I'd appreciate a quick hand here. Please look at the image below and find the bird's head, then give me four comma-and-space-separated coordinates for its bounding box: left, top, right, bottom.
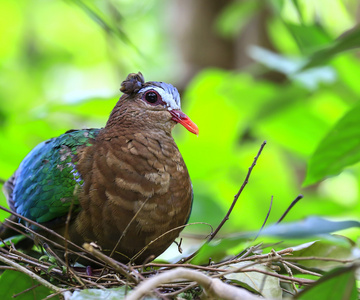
106, 72, 198, 135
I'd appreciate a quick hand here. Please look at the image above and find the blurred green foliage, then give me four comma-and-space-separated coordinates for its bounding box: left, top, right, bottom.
1, 0, 360, 242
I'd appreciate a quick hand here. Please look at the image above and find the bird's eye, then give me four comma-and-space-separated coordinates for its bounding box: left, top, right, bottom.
144, 91, 158, 103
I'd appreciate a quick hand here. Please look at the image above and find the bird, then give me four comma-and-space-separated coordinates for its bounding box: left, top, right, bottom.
0, 72, 198, 265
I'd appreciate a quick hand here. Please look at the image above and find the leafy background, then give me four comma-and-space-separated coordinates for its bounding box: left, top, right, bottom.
0, 0, 360, 299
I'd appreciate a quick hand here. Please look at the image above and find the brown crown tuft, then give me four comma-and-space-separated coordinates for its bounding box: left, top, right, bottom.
120, 72, 145, 95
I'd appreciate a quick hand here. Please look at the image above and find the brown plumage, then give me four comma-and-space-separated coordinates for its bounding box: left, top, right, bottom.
1, 72, 198, 264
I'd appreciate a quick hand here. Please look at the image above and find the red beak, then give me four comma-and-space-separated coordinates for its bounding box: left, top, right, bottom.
169, 110, 199, 135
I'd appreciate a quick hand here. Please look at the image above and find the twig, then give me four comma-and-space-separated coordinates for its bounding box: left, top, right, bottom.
217, 268, 314, 285
276, 194, 303, 224
280, 259, 297, 292
125, 267, 263, 300
216, 248, 294, 268
138, 262, 229, 273
0, 205, 98, 258
283, 261, 322, 277
83, 243, 139, 284
283, 256, 355, 263
0, 266, 16, 270
0, 253, 65, 293
235, 243, 263, 259
43, 290, 72, 300
179, 141, 267, 264
133, 222, 209, 263
12, 284, 41, 298
4, 217, 103, 266
43, 243, 85, 287
164, 281, 198, 297
209, 141, 267, 242
253, 196, 273, 241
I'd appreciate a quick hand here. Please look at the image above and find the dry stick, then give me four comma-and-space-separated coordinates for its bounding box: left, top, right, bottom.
137, 263, 229, 273
12, 284, 41, 298
283, 261, 322, 277
0, 205, 84, 252
43, 290, 72, 300
253, 195, 273, 241
4, 217, 103, 267
83, 244, 167, 300
9, 248, 57, 271
179, 141, 267, 264
0, 254, 65, 294
83, 243, 138, 285
284, 256, 355, 263
213, 267, 314, 285
125, 268, 263, 300
4, 250, 78, 287
133, 222, 212, 263
276, 194, 303, 224
43, 243, 85, 287
0, 266, 16, 270
235, 243, 263, 260
165, 281, 198, 298
209, 141, 267, 242
215, 248, 294, 268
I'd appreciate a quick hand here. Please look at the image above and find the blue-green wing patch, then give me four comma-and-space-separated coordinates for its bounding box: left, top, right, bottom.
12, 129, 100, 223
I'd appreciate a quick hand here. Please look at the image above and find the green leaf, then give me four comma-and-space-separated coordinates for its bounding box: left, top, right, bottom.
0, 270, 52, 300
291, 239, 356, 271
249, 46, 336, 90
301, 25, 360, 70
223, 262, 282, 299
305, 103, 360, 185
285, 23, 331, 54
70, 287, 128, 300
258, 217, 360, 238
296, 265, 358, 300
193, 217, 359, 264
216, 0, 260, 37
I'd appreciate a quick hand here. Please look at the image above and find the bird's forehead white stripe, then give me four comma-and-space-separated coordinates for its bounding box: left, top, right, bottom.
139, 86, 181, 110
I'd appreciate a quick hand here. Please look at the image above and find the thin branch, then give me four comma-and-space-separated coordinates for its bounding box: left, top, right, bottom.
276, 194, 303, 224
12, 284, 41, 298
179, 141, 267, 264
283, 256, 355, 263
216, 248, 294, 268
0, 212, 103, 265
83, 243, 138, 285
0, 253, 65, 293
43, 243, 85, 287
253, 195, 273, 241
133, 222, 209, 263
209, 141, 267, 242
283, 261, 322, 277
217, 268, 314, 285
136, 262, 228, 273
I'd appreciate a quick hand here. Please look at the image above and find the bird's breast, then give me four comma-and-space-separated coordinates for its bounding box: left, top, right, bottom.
71, 131, 192, 261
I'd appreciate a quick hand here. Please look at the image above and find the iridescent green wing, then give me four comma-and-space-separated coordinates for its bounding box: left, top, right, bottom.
11, 129, 100, 223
